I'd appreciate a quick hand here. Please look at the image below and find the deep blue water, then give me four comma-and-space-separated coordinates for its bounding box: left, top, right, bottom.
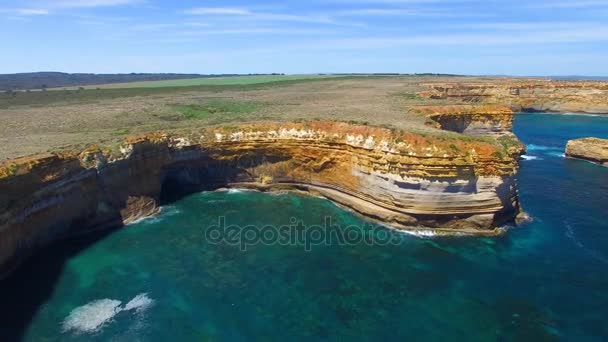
1, 113, 608, 341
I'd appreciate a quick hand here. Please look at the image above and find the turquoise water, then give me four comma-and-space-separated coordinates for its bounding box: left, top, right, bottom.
2, 113, 608, 341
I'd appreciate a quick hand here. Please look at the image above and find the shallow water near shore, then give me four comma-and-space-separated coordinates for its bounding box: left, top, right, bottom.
2, 113, 608, 341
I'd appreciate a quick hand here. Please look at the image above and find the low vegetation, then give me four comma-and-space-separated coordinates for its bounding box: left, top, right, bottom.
174, 99, 259, 120
0, 75, 521, 160
0, 75, 365, 109
99, 75, 340, 89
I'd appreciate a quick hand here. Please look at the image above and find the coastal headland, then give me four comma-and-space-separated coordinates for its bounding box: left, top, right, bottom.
1, 75, 607, 277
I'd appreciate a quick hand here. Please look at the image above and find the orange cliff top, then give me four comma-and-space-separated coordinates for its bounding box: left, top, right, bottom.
0, 120, 518, 180
421, 80, 608, 90
411, 105, 513, 116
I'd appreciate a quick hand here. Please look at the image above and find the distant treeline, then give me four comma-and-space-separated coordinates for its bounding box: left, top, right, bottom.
0, 72, 286, 91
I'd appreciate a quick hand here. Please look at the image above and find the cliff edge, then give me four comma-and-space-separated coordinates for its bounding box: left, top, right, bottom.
0, 120, 525, 277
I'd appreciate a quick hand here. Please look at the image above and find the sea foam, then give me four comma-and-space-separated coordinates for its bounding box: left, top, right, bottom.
401, 229, 437, 238
123, 293, 155, 312
62, 293, 154, 334
61, 299, 122, 333
526, 144, 562, 152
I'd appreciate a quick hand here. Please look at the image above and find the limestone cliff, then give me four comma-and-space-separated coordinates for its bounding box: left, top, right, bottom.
419, 81, 608, 114
0, 121, 525, 277
417, 105, 514, 136
565, 138, 608, 166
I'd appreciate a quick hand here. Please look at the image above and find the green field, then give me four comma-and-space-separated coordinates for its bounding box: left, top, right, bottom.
83, 75, 340, 89
0, 75, 378, 109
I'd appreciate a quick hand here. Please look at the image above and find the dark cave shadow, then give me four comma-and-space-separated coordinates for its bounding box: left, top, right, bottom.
0, 158, 286, 341
0, 178, 233, 341
0, 227, 121, 342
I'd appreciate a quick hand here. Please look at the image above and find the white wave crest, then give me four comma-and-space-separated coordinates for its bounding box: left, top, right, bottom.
526, 144, 562, 152
123, 293, 154, 313
520, 155, 540, 161
560, 113, 600, 117
62, 299, 122, 333
402, 229, 437, 237
62, 293, 154, 334
161, 206, 182, 217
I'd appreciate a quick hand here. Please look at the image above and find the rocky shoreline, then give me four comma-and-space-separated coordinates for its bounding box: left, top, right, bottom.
0, 120, 525, 278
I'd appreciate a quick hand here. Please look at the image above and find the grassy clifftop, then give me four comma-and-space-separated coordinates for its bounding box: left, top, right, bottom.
0, 75, 520, 160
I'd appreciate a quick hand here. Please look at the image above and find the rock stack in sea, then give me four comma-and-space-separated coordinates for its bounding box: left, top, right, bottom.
565, 138, 608, 166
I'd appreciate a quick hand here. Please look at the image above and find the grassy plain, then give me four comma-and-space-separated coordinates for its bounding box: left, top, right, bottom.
0, 74, 503, 159
87, 75, 342, 89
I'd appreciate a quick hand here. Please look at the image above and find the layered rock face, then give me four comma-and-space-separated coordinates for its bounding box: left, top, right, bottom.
417, 105, 514, 136
419, 81, 608, 114
0, 121, 524, 276
565, 138, 608, 166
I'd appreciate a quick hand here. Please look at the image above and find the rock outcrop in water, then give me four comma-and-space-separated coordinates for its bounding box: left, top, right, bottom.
565, 138, 608, 166
419, 81, 608, 114
0, 121, 525, 277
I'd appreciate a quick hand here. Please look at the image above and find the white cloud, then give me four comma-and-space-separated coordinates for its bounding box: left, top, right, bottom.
185, 7, 252, 15
527, 0, 608, 8
330, 0, 453, 3
336, 7, 458, 16
0, 8, 50, 16
0, 0, 144, 17
264, 26, 608, 53
52, 0, 144, 8
338, 8, 421, 15
452, 21, 606, 31
184, 22, 212, 27
184, 7, 338, 25
131, 23, 178, 31
173, 28, 336, 37
17, 8, 49, 15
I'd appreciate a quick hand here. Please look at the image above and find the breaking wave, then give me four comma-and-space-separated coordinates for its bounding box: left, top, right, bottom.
520, 155, 540, 161
525, 144, 566, 158
526, 144, 562, 152
161, 206, 182, 217
62, 293, 154, 334
401, 229, 437, 238
123, 293, 155, 313
61, 299, 122, 333
559, 113, 600, 117
128, 206, 182, 226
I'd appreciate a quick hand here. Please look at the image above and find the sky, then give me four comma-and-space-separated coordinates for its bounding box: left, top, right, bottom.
1, 0, 608, 76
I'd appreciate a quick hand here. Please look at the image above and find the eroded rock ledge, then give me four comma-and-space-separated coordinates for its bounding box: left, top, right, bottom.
419, 81, 608, 114
416, 105, 514, 136
565, 138, 608, 166
0, 121, 525, 277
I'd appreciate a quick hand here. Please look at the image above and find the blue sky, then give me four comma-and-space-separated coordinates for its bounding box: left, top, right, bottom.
1, 0, 608, 75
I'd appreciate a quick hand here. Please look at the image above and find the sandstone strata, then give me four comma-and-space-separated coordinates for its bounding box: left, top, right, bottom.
0, 121, 525, 277
419, 81, 608, 114
417, 105, 514, 136
565, 138, 608, 166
